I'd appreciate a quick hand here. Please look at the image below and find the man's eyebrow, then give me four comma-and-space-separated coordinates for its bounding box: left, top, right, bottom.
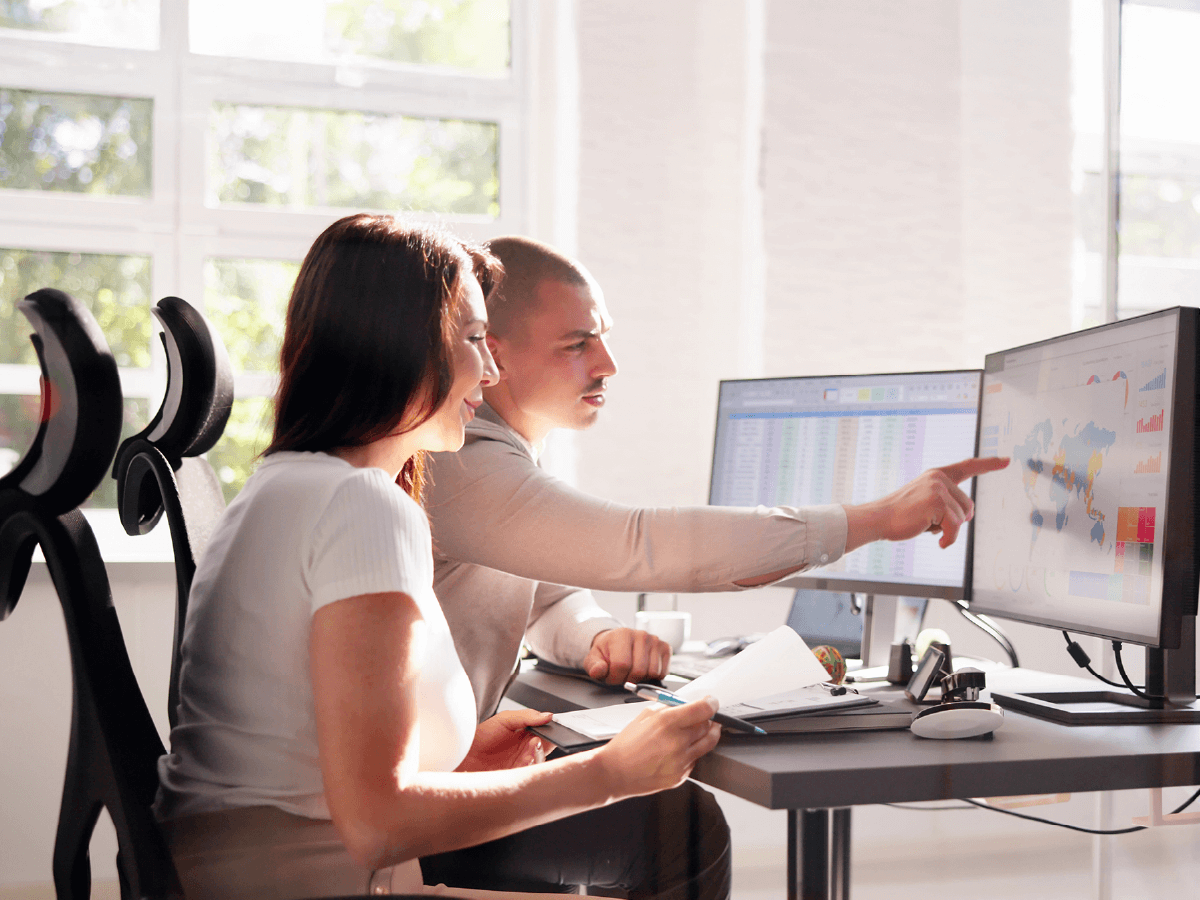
559, 320, 613, 339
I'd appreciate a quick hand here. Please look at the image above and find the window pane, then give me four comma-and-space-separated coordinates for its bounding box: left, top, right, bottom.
208, 103, 499, 216
191, 0, 509, 74
85, 397, 151, 508
203, 257, 297, 374
326, 0, 509, 72
0, 247, 152, 367
1120, 174, 1200, 258
0, 394, 149, 509
0, 0, 159, 50
1071, 0, 1106, 330
0, 392, 40, 477
206, 396, 272, 504
0, 88, 153, 197
1118, 2, 1200, 319
203, 259, 290, 503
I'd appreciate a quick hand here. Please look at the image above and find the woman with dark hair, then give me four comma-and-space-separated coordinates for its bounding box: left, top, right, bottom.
155, 214, 728, 899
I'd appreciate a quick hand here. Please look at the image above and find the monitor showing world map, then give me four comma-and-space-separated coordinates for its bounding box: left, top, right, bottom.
968, 306, 1200, 649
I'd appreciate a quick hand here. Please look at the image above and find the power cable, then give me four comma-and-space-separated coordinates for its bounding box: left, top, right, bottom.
963, 786, 1200, 835
1112, 640, 1165, 702
953, 600, 1020, 667
1061, 630, 1142, 691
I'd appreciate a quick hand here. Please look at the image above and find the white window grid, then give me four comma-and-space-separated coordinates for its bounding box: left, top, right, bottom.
0, 0, 532, 559
1082, 0, 1200, 325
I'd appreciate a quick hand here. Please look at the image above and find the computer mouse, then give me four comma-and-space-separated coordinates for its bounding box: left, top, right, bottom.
705, 637, 746, 658
910, 701, 1004, 739
705, 633, 767, 657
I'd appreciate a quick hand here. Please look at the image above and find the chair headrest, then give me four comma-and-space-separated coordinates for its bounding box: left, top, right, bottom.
0, 289, 123, 515
127, 296, 234, 463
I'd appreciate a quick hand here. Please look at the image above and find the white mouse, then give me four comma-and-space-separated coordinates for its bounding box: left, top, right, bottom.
911, 700, 1004, 739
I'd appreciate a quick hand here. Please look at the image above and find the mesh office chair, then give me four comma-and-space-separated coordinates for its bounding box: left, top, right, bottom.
111, 296, 232, 729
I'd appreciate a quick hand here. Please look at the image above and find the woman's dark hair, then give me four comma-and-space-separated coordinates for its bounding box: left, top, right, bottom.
266, 213, 500, 499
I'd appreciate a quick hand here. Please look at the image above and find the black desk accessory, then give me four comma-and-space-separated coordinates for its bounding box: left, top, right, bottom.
909, 666, 1004, 739
904, 643, 951, 703
887, 639, 914, 684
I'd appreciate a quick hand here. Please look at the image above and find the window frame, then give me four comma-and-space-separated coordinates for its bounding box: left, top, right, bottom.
1096, 0, 1200, 321
0, 0, 531, 561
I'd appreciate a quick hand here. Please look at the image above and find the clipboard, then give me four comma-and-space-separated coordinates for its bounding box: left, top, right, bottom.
528, 719, 607, 753
526, 626, 896, 751
530, 695, 912, 753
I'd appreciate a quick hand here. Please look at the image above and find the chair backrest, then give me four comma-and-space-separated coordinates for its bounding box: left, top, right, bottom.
0, 291, 476, 900
0, 288, 184, 900
112, 296, 233, 728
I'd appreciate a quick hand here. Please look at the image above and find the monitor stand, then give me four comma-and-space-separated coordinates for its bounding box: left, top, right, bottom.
991, 616, 1200, 725
857, 593, 931, 669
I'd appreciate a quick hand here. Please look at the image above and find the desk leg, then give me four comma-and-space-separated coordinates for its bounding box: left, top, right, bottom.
786, 808, 852, 900
831, 808, 851, 900
787, 809, 828, 900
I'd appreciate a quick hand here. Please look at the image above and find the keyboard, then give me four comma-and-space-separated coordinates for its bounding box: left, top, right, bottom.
668, 653, 730, 680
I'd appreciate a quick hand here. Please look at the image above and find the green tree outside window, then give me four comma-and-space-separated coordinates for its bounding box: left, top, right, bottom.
0, 88, 152, 196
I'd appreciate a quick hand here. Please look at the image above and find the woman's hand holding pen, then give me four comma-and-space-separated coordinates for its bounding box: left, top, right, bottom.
596, 697, 722, 798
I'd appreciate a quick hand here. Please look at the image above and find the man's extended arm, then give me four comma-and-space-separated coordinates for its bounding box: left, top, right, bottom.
737, 457, 1012, 586
426, 433, 847, 594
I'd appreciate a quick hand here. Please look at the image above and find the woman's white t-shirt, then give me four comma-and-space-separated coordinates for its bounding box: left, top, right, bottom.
156, 451, 476, 822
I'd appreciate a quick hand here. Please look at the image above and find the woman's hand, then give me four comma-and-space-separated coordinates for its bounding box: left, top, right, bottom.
595, 697, 722, 799
455, 709, 553, 772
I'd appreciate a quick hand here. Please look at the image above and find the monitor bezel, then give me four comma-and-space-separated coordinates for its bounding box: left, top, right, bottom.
965, 306, 1200, 650
707, 368, 984, 601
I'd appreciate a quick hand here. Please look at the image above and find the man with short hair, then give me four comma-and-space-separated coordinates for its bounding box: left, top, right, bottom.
426, 235, 1006, 721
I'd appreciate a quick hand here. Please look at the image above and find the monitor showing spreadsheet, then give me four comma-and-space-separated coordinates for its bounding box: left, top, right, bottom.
708, 370, 982, 599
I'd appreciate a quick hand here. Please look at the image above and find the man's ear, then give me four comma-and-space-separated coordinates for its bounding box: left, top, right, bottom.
485, 333, 508, 380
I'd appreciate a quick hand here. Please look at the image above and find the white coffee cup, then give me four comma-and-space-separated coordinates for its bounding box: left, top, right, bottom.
634, 609, 692, 652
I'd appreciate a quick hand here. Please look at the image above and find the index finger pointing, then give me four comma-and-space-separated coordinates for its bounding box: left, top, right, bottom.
938, 456, 1010, 484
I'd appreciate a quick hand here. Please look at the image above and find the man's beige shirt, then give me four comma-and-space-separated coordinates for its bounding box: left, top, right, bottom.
426, 403, 848, 720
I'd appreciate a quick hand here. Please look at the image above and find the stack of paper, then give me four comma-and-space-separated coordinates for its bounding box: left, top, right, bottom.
672, 625, 830, 705
553, 625, 866, 740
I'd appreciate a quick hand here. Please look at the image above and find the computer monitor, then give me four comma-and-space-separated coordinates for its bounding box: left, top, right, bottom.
968, 307, 1200, 722
786, 589, 863, 659
708, 370, 982, 599
785, 589, 928, 664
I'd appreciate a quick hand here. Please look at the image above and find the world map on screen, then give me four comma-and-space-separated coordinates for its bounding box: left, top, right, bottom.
1016, 419, 1117, 551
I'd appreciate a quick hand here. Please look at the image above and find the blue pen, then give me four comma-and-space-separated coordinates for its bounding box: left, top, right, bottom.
625, 682, 767, 735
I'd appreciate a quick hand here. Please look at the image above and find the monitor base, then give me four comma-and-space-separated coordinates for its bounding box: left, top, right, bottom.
992, 689, 1200, 725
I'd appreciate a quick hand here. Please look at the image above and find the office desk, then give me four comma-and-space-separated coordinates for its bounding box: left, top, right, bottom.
508, 667, 1200, 900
